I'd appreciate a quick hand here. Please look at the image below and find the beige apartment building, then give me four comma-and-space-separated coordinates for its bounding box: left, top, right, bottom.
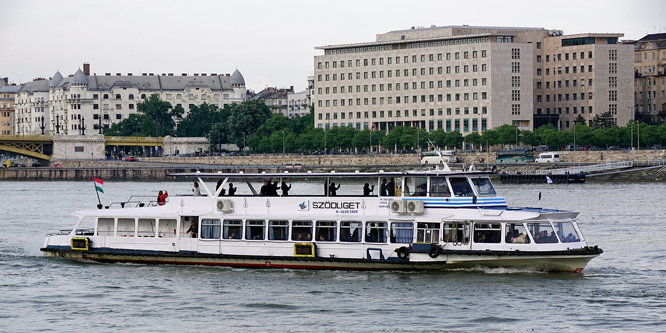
14, 64, 247, 136
0, 83, 21, 135
633, 33, 666, 123
313, 25, 633, 134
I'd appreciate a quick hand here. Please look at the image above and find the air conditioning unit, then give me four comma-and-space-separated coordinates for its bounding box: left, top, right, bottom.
216, 199, 233, 212
390, 200, 407, 213
406, 200, 425, 214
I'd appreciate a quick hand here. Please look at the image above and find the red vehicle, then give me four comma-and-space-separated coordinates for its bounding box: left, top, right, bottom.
124, 156, 136, 161
53, 163, 62, 168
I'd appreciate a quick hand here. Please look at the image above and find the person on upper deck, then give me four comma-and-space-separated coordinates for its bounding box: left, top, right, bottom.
157, 190, 168, 205
387, 178, 395, 196
260, 180, 269, 196
281, 181, 291, 196
329, 182, 341, 196
363, 183, 375, 196
380, 179, 388, 196
228, 183, 237, 196
192, 182, 201, 196
270, 181, 280, 196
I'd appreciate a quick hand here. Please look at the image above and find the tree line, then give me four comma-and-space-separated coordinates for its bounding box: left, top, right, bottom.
105, 95, 666, 153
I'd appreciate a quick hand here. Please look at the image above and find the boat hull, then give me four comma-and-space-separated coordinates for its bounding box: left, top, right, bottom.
41, 246, 601, 273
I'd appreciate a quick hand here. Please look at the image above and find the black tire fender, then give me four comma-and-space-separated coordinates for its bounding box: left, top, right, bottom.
396, 246, 409, 259
428, 244, 440, 258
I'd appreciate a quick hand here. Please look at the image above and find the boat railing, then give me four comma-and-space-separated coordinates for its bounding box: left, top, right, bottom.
109, 196, 164, 209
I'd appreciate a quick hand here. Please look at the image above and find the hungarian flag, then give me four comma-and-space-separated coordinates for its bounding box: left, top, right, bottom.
94, 178, 104, 193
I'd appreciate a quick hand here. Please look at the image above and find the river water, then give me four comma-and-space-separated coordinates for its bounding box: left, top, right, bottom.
1, 180, 665, 332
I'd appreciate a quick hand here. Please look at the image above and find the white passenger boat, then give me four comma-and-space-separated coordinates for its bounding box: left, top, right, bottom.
41, 166, 602, 272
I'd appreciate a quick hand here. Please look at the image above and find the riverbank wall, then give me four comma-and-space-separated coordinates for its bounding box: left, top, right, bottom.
2, 150, 665, 181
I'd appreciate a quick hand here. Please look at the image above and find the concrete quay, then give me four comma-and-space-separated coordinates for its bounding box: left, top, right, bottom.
1, 150, 664, 182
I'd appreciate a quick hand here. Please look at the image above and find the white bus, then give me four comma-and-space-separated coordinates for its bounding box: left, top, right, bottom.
421, 150, 456, 165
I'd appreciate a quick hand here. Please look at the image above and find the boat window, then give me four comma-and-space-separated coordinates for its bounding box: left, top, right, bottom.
223, 219, 242, 239
97, 218, 114, 236
527, 223, 558, 243
291, 220, 313, 241
473, 223, 501, 243
246, 220, 266, 240
380, 177, 400, 196
316, 221, 337, 241
404, 177, 427, 197
449, 177, 474, 197
443, 222, 469, 244
365, 222, 387, 243
553, 222, 580, 243
429, 177, 451, 197
201, 219, 221, 239
268, 220, 289, 241
158, 219, 177, 238
340, 221, 362, 242
391, 222, 414, 243
416, 222, 440, 243
360, 177, 378, 196
75, 217, 96, 236
138, 218, 156, 237
471, 178, 497, 196
117, 218, 135, 237
505, 223, 530, 243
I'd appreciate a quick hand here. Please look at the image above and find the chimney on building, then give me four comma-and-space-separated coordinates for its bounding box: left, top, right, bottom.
83, 63, 90, 75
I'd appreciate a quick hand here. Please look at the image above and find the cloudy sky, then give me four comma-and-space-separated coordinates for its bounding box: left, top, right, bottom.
1, 0, 664, 91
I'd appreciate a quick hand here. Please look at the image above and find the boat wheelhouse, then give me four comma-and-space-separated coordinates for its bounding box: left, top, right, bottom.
41, 168, 602, 272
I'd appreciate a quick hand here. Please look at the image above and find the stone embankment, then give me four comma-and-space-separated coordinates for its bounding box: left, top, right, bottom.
1, 150, 664, 181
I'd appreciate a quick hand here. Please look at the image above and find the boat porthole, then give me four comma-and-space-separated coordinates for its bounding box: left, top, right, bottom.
396, 247, 409, 259
428, 244, 440, 258
172, 243, 175, 246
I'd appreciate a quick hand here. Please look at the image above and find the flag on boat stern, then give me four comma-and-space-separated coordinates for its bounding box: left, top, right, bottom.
546, 176, 553, 184
94, 178, 104, 193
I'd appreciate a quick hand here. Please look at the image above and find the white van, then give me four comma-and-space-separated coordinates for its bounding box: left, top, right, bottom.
535, 153, 560, 163
421, 150, 456, 165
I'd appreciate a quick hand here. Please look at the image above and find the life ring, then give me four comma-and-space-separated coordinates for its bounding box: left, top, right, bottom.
396, 247, 409, 259
428, 244, 440, 258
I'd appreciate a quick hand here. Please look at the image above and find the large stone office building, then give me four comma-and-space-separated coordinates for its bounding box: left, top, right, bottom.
13, 64, 247, 136
313, 25, 633, 134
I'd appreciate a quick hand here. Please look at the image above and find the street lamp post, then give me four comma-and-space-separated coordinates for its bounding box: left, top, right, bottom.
629, 106, 634, 151
637, 120, 640, 151
241, 132, 246, 153
282, 130, 285, 154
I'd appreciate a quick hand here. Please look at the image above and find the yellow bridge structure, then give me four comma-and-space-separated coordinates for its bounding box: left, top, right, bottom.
0, 135, 165, 161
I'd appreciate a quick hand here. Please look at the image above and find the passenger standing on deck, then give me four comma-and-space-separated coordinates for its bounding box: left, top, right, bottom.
329, 182, 341, 196
281, 181, 291, 196
363, 183, 375, 196
380, 179, 388, 196
228, 183, 237, 196
157, 190, 168, 205
270, 181, 280, 196
260, 180, 269, 196
216, 179, 223, 192
192, 182, 201, 196
387, 178, 396, 196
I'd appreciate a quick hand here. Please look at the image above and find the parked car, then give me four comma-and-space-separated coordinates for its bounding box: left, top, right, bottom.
124, 156, 136, 161
607, 146, 622, 150
31, 163, 41, 167
535, 153, 560, 163
53, 163, 62, 167
15, 163, 26, 167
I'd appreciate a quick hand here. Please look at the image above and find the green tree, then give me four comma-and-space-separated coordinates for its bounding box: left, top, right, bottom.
176, 103, 228, 138
444, 131, 464, 149
464, 132, 483, 150
227, 100, 273, 149
590, 111, 615, 129
137, 94, 182, 136
574, 114, 587, 126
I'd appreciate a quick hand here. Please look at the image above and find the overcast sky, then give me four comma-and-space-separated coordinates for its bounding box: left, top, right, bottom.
1, 0, 664, 92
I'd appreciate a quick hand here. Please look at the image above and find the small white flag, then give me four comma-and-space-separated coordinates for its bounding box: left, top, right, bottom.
546, 176, 553, 184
